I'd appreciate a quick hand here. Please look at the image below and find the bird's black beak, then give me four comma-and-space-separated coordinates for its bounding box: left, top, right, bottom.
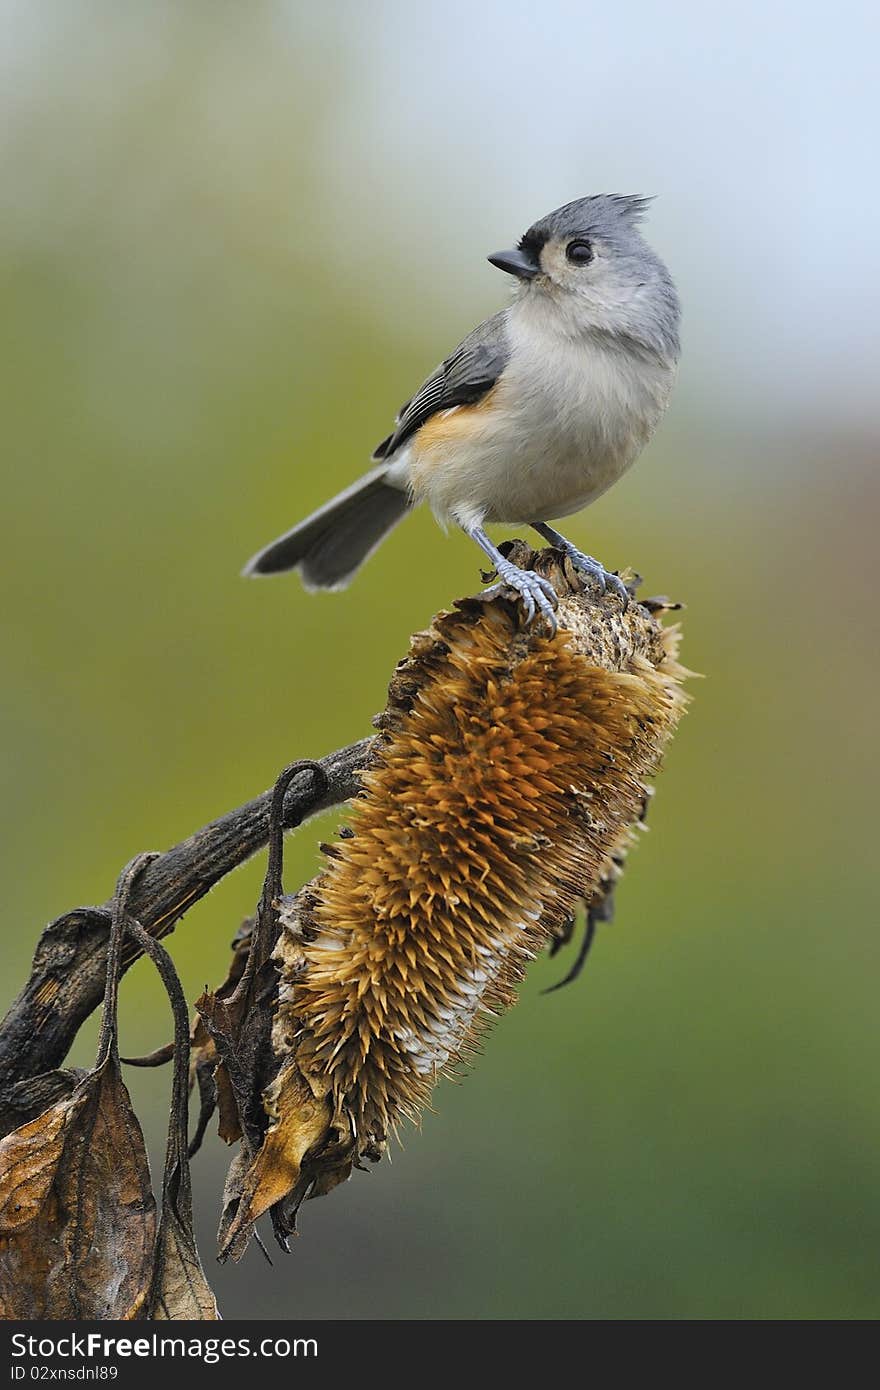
487, 247, 539, 280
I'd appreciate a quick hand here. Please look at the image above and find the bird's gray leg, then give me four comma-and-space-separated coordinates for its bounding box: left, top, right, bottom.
531, 522, 629, 605
468, 525, 558, 633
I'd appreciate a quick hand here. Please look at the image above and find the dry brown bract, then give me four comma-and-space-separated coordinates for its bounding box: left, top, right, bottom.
220, 545, 690, 1257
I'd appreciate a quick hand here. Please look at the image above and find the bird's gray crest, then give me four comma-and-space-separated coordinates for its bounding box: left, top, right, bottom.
520, 194, 654, 253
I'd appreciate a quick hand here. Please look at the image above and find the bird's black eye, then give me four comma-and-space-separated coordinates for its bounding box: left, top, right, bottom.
566, 239, 594, 265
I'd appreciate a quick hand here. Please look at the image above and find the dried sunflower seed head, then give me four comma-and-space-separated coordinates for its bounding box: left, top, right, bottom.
220, 547, 691, 1255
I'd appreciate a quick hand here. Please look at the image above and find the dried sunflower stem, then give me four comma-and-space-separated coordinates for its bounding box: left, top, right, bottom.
0, 740, 373, 1133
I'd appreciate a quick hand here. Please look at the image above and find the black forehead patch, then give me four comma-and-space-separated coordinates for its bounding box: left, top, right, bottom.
520, 194, 651, 251
517, 227, 547, 259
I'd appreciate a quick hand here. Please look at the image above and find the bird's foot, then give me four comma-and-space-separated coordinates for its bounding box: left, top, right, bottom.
483, 558, 559, 634
562, 547, 629, 606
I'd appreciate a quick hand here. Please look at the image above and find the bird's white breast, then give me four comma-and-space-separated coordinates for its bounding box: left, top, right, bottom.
406, 300, 676, 530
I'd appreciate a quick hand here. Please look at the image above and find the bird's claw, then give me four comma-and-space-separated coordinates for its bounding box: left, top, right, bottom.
484, 560, 559, 635
565, 549, 629, 608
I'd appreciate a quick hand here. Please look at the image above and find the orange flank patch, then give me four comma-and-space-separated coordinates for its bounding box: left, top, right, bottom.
408, 387, 500, 483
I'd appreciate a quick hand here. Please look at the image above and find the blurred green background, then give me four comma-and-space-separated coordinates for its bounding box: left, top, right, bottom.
2, 1, 877, 1320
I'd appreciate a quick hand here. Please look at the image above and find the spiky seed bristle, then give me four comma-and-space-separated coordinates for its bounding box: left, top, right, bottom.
222, 548, 691, 1251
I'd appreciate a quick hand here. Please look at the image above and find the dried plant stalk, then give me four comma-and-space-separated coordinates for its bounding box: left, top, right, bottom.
220, 545, 691, 1255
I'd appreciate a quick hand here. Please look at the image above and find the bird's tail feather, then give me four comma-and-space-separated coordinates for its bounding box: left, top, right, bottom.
243, 466, 411, 590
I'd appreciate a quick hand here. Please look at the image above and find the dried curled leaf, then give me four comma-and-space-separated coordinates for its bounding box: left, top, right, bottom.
220, 546, 691, 1256
149, 1159, 219, 1320
218, 1066, 334, 1261
188, 919, 255, 1155
123, 917, 220, 1323
198, 765, 331, 1261
0, 856, 221, 1321
0, 1058, 156, 1319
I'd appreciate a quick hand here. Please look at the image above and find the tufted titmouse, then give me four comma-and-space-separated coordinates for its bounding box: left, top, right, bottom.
244, 195, 680, 629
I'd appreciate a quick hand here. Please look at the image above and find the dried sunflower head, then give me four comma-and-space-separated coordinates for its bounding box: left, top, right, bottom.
220, 548, 691, 1257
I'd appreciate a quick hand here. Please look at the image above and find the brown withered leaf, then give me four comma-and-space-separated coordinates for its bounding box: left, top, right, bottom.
0, 1056, 156, 1319
217, 1060, 334, 1260
216, 1147, 258, 1265
0, 863, 161, 1320
187, 918, 254, 1157
213, 1062, 243, 1146
149, 1152, 218, 1320
121, 917, 219, 1321
199, 763, 329, 1262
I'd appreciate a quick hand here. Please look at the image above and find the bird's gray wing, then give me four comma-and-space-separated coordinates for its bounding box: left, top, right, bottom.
372, 309, 511, 460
